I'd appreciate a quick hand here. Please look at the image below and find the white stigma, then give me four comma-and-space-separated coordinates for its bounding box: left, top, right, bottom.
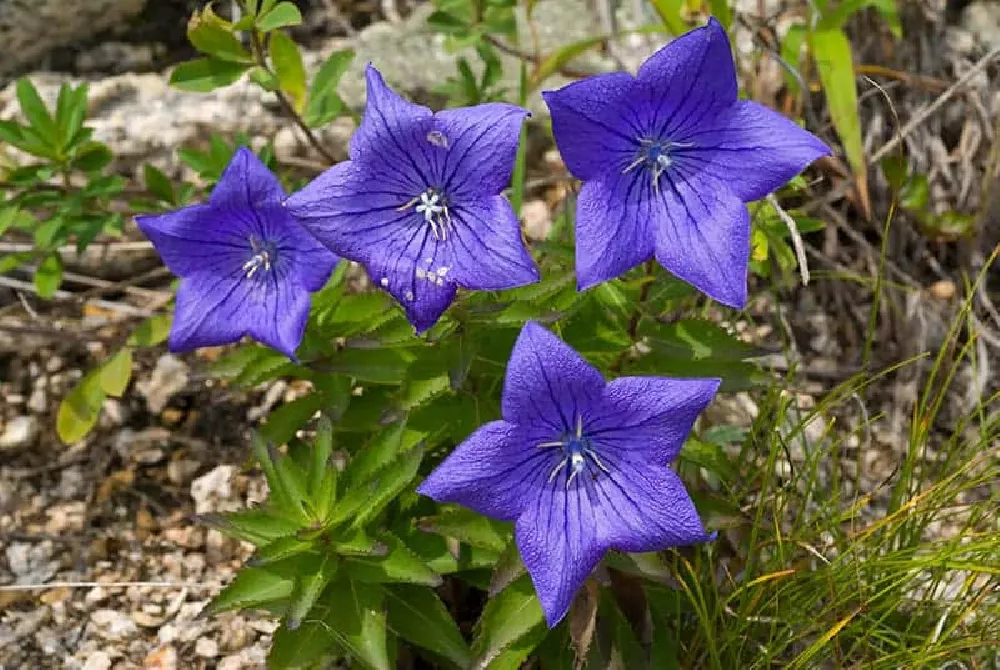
538, 414, 609, 489
400, 189, 453, 241
622, 138, 694, 192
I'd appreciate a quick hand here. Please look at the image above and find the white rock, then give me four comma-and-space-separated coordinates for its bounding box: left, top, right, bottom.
136, 354, 189, 413
0, 416, 38, 449
82, 650, 113, 670
190, 465, 239, 515
195, 637, 220, 658
90, 609, 138, 639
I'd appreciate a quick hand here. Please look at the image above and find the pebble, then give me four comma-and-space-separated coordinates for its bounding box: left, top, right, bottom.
90, 609, 138, 639
137, 355, 189, 414
82, 650, 113, 670
195, 637, 220, 658
521, 200, 553, 240
0, 416, 39, 449
142, 645, 178, 670
190, 465, 239, 515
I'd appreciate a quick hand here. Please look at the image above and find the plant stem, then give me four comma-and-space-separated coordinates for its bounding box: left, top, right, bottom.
611, 260, 656, 373
248, 30, 338, 165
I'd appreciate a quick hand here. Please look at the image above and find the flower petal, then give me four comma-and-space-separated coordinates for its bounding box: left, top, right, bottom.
286, 160, 414, 259
210, 146, 286, 210
244, 269, 312, 359
591, 458, 713, 552
363, 224, 457, 333
675, 100, 831, 202
637, 17, 737, 139
256, 203, 338, 292
543, 71, 642, 181
136, 204, 248, 278
515, 480, 605, 627
433, 103, 530, 197
447, 196, 539, 290
168, 271, 249, 352
349, 64, 434, 193
417, 420, 551, 521
653, 171, 750, 308
587, 377, 720, 465
502, 322, 605, 433
574, 169, 656, 290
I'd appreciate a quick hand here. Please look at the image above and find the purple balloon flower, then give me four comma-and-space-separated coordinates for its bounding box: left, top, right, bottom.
286, 64, 540, 333
543, 17, 830, 308
136, 147, 338, 359
417, 321, 719, 626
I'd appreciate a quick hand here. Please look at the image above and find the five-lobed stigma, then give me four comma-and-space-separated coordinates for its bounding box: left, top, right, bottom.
538, 414, 611, 489
622, 138, 694, 191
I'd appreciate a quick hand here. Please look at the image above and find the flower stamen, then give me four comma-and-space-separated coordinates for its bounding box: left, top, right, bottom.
623, 138, 694, 191
539, 413, 609, 489
400, 189, 453, 241
243, 236, 275, 279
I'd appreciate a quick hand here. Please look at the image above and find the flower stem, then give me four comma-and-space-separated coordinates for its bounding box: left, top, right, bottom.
247, 29, 338, 166
611, 260, 655, 373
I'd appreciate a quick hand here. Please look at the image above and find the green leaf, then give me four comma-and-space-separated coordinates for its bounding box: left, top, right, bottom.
256, 1, 303, 32
346, 422, 426, 486
187, 6, 252, 63
648, 0, 687, 35
334, 446, 424, 528
643, 319, 760, 361
34, 253, 63, 298
16, 78, 58, 148
251, 536, 316, 567
71, 142, 113, 172
345, 533, 441, 587
530, 36, 605, 90
98, 348, 133, 398
680, 437, 739, 483
326, 579, 391, 670
418, 508, 510, 552
305, 49, 354, 127
599, 590, 645, 669
810, 28, 865, 205
142, 164, 177, 204
57, 371, 105, 444
0, 207, 19, 237
207, 566, 295, 615
269, 30, 307, 111
170, 58, 249, 92
287, 555, 338, 630
127, 313, 172, 347
260, 393, 326, 445
54, 83, 88, 148
426, 10, 469, 35
385, 584, 472, 668
322, 347, 413, 384
203, 508, 300, 546
472, 574, 546, 667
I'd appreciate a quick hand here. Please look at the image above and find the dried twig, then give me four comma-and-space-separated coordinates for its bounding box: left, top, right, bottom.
768, 193, 810, 286
869, 46, 1000, 165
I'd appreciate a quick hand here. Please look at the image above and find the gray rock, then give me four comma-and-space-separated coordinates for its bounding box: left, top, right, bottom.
136, 354, 188, 414
0, 0, 146, 79
0, 0, 609, 176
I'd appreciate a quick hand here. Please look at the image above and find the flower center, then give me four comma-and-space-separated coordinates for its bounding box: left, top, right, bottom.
242, 236, 277, 279
399, 188, 452, 241
622, 138, 694, 190
538, 414, 610, 489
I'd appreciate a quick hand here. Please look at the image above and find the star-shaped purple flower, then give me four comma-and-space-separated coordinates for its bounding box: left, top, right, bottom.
543, 17, 830, 308
136, 147, 338, 359
417, 321, 719, 626
286, 65, 540, 333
